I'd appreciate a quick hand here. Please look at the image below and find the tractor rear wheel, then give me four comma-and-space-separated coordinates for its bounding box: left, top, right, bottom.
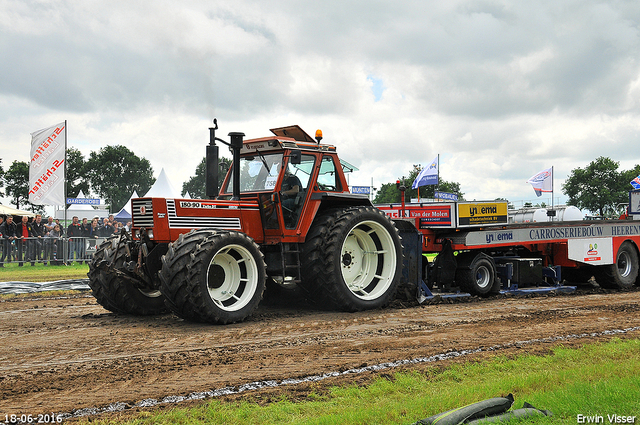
301, 206, 403, 311
88, 236, 167, 315
159, 229, 266, 324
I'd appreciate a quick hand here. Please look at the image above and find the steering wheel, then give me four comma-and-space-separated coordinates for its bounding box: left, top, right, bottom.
318, 183, 336, 191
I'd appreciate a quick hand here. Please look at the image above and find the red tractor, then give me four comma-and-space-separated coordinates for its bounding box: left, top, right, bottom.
88, 120, 404, 324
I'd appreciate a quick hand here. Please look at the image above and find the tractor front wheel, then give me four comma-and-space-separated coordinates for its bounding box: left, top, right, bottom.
159, 229, 266, 324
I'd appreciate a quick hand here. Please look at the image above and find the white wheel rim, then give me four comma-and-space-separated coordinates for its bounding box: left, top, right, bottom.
475, 265, 492, 289
206, 244, 259, 311
618, 250, 632, 278
340, 220, 397, 300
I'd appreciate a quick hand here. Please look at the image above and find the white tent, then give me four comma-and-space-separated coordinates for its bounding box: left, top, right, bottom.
144, 168, 181, 198
66, 190, 95, 212
114, 190, 138, 222
0, 204, 35, 217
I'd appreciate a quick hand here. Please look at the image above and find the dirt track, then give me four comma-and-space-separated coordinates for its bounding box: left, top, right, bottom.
1, 287, 639, 422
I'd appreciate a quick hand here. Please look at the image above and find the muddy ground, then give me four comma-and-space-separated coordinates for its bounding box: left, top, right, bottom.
0, 286, 639, 422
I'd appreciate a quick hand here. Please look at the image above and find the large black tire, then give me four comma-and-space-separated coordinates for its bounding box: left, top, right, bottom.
87, 236, 167, 315
159, 229, 266, 324
595, 241, 638, 290
301, 206, 403, 311
456, 253, 498, 296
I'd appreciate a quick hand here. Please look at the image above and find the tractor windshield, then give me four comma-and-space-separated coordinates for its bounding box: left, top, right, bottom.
223, 152, 283, 194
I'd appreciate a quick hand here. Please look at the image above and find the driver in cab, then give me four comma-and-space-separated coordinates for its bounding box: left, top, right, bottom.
281, 167, 302, 211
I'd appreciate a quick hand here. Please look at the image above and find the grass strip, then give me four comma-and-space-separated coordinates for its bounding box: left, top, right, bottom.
84, 338, 640, 424
0, 262, 89, 282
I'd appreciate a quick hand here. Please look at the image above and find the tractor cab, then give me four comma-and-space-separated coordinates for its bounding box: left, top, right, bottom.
217, 125, 347, 241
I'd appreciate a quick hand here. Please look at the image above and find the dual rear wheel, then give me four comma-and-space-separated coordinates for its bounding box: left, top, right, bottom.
300, 206, 404, 311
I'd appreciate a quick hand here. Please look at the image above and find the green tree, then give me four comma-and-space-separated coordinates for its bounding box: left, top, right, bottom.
66, 147, 90, 198
85, 145, 155, 212
373, 164, 464, 204
562, 156, 628, 217
4, 161, 29, 210
182, 156, 232, 199
621, 164, 640, 190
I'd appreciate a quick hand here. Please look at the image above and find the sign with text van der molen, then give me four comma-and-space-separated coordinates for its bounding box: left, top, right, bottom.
351, 186, 371, 195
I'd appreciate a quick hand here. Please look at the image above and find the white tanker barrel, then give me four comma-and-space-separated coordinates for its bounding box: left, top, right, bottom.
555, 205, 583, 221
509, 208, 548, 223
509, 205, 583, 223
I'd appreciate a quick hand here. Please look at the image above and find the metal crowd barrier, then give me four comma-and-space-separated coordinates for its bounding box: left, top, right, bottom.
0, 236, 108, 266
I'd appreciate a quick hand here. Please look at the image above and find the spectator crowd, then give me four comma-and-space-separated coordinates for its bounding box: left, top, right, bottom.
0, 213, 132, 266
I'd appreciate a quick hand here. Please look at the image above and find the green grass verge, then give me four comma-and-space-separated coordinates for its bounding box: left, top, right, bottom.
0, 261, 89, 282
83, 338, 640, 424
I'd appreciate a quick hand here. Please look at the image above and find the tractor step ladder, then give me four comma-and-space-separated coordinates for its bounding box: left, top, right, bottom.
280, 243, 302, 283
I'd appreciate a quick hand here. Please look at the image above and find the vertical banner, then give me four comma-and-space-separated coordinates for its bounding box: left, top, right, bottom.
29, 121, 66, 205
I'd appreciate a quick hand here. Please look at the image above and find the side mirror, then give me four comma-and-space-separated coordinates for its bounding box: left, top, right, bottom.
289, 149, 302, 165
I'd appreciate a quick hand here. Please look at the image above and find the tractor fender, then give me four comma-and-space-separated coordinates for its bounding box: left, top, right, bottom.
311, 192, 372, 211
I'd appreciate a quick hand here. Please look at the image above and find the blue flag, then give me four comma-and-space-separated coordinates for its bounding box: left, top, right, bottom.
412, 156, 438, 189
631, 175, 640, 190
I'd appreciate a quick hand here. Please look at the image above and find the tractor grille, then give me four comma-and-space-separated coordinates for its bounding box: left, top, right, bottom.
166, 200, 242, 229
132, 199, 154, 227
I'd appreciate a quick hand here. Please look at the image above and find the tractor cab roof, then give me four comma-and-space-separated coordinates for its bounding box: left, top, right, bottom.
240, 125, 337, 155
270, 125, 315, 143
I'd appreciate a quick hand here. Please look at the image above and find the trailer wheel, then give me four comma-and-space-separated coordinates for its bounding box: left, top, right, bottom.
595, 241, 638, 290
456, 254, 497, 296
159, 229, 266, 324
88, 236, 167, 315
301, 206, 403, 311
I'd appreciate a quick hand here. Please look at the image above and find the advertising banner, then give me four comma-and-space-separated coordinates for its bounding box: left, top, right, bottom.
457, 202, 508, 227
29, 122, 66, 205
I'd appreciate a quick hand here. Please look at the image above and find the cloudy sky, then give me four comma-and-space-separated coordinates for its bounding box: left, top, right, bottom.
2, 0, 640, 209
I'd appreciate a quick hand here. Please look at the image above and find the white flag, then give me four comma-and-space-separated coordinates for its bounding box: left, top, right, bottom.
412, 156, 439, 189
526, 167, 552, 197
29, 122, 66, 205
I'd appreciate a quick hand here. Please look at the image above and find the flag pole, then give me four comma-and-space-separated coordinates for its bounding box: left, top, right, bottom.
63, 120, 68, 265
64, 120, 67, 229
417, 166, 420, 200
551, 165, 554, 211
436, 154, 440, 196
550, 165, 555, 221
